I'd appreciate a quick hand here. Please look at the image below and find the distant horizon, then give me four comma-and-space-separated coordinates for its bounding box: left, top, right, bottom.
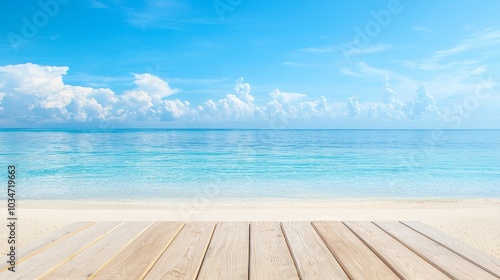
1, 127, 500, 131
3, 129, 499, 200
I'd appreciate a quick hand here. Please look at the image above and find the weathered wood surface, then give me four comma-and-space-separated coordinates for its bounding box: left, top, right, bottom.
2, 221, 497, 280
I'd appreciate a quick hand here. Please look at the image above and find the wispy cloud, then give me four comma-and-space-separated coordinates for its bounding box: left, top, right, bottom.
299, 46, 336, 54
432, 44, 469, 60
297, 43, 391, 56
412, 26, 429, 32
474, 28, 500, 41
340, 62, 419, 98
122, 0, 218, 29
88, 0, 108, 9
358, 61, 390, 76
342, 43, 391, 56
282, 61, 324, 68
400, 59, 478, 71
124, 0, 186, 29
401, 28, 500, 71
340, 67, 361, 77
470, 65, 488, 75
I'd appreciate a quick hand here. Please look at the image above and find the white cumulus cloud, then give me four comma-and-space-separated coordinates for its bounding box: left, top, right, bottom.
0, 63, 187, 123
402, 83, 440, 119
197, 78, 257, 121
133, 73, 179, 98
346, 95, 360, 118
0, 63, 462, 127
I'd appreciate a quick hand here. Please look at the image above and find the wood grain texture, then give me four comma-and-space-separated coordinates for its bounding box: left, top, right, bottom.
281, 221, 349, 280
41, 222, 151, 280
249, 222, 299, 280
143, 221, 216, 280
375, 221, 498, 280
402, 221, 500, 278
0, 222, 120, 280
312, 221, 400, 280
344, 221, 451, 280
0, 222, 93, 273
90, 221, 184, 280
3, 221, 498, 280
197, 222, 249, 280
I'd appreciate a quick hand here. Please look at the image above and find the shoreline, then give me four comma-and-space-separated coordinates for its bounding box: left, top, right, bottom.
2, 198, 499, 259
18, 197, 500, 209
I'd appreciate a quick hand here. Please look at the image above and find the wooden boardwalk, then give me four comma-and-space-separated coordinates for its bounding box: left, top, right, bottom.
1, 221, 499, 279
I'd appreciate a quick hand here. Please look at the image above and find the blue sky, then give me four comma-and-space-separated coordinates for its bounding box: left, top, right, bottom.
0, 0, 499, 128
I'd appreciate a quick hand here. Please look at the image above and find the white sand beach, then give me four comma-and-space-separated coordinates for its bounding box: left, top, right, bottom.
1, 199, 499, 259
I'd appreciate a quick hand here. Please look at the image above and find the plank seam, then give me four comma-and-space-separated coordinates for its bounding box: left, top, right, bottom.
249, 222, 301, 280
246, 222, 250, 280
372, 221, 456, 279
311, 221, 354, 280
280, 222, 303, 280
38, 222, 125, 279
86, 221, 155, 279
401, 221, 500, 279
0, 221, 95, 273
342, 221, 405, 280
139, 222, 187, 280
248, 222, 252, 280
194, 221, 218, 280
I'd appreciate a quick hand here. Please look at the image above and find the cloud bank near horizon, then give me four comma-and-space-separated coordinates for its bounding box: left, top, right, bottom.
0, 63, 493, 128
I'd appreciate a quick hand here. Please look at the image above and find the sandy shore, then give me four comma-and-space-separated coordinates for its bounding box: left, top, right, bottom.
1, 198, 499, 259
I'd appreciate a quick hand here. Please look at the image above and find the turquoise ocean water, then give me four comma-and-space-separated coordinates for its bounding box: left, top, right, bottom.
1, 129, 499, 200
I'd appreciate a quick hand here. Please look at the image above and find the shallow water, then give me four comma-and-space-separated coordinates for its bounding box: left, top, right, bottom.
1, 129, 499, 200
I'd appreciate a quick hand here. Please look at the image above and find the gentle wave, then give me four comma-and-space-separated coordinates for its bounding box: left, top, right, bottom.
1, 129, 499, 200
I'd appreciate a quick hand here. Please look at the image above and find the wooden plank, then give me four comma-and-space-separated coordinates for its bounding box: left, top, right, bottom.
375, 221, 498, 280
90, 221, 184, 279
3, 220, 497, 279
403, 221, 500, 278
312, 221, 399, 280
249, 222, 299, 280
143, 221, 216, 280
0, 222, 93, 272
197, 222, 249, 280
344, 221, 451, 280
0, 222, 120, 280
281, 221, 349, 280
41, 222, 152, 279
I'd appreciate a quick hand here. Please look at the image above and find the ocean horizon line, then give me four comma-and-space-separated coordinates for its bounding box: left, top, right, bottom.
2, 128, 498, 200
1, 128, 500, 132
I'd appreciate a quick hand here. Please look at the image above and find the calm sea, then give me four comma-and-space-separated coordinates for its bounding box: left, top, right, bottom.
1, 129, 499, 200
